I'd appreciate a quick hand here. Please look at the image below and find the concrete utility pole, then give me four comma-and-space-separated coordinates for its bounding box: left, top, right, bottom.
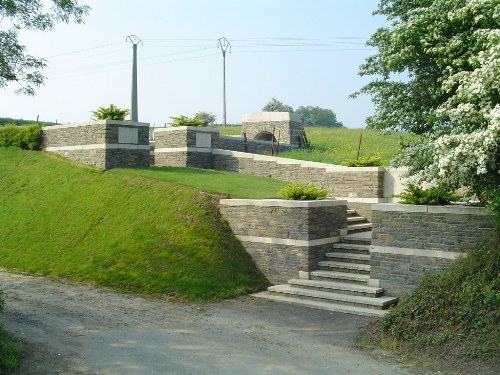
217, 37, 231, 126
126, 35, 142, 122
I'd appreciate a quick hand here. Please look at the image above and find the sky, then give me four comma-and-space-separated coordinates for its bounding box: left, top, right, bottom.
1, 0, 388, 128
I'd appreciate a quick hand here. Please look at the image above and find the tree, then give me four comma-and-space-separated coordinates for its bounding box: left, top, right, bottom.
0, 0, 90, 95
194, 111, 217, 127
262, 98, 294, 112
91, 104, 129, 121
354, 0, 499, 209
295, 105, 343, 127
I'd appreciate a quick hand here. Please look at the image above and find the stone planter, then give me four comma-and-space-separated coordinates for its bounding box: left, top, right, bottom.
219, 199, 348, 284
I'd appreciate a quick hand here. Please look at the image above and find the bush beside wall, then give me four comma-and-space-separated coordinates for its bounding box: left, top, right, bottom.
0, 124, 43, 150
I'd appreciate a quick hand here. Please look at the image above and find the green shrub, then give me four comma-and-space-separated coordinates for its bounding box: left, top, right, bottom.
381, 236, 500, 358
91, 104, 129, 120
395, 184, 460, 205
343, 156, 383, 167
0, 124, 42, 150
169, 115, 204, 127
278, 183, 328, 200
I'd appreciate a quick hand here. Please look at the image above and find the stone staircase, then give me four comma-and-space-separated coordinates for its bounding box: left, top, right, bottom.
254, 209, 399, 316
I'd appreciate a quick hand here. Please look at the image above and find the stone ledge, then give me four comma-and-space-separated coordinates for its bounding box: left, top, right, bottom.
370, 245, 465, 260
43, 120, 149, 130
219, 198, 347, 208
237, 235, 340, 247
154, 126, 218, 133
45, 144, 151, 151
372, 203, 492, 215
155, 147, 212, 153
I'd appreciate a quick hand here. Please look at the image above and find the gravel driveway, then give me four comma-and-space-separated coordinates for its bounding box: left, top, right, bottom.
0, 270, 414, 375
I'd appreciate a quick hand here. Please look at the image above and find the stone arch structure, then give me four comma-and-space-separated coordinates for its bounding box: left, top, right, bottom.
241, 112, 305, 148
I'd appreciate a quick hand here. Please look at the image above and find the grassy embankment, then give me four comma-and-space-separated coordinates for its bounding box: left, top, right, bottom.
0, 147, 289, 300
219, 126, 416, 165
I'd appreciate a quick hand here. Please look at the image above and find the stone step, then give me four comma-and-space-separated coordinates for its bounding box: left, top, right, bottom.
332, 243, 370, 253
347, 223, 372, 233
347, 216, 367, 223
287, 279, 384, 297
341, 231, 372, 245
310, 270, 370, 285
346, 209, 356, 215
267, 285, 398, 310
325, 252, 370, 264
252, 292, 389, 317
317, 261, 370, 274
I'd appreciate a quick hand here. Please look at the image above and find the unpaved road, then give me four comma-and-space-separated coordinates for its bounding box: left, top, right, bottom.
0, 270, 415, 375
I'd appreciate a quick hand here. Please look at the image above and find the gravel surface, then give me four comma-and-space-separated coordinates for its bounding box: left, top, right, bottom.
0, 270, 418, 375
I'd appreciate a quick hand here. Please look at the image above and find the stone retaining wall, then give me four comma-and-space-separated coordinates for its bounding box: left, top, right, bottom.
219, 199, 347, 284
370, 204, 496, 296
43, 120, 150, 169
218, 135, 293, 154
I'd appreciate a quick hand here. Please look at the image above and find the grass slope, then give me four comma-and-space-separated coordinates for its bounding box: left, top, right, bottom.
220, 126, 416, 165
0, 148, 268, 300
119, 167, 288, 199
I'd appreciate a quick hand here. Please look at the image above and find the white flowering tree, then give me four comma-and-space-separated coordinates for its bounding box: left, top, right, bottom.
354, 0, 499, 211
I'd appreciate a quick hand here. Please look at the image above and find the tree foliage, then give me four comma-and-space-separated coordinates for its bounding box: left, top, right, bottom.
0, 0, 90, 95
194, 111, 217, 127
262, 98, 293, 112
295, 105, 343, 127
91, 104, 129, 121
355, 0, 500, 208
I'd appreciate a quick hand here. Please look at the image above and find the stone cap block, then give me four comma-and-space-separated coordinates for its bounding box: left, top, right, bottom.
219, 198, 348, 208
241, 112, 301, 123
43, 120, 150, 130
154, 126, 219, 133
372, 203, 493, 215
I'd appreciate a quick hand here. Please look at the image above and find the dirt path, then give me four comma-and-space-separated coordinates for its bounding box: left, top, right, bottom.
0, 270, 416, 375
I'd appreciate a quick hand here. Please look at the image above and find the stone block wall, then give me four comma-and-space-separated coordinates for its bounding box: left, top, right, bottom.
370, 204, 496, 297
218, 136, 293, 154
43, 120, 150, 169
153, 126, 388, 201
219, 199, 347, 284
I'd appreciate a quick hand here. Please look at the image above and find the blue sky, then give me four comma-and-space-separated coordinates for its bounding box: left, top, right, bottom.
1, 0, 387, 127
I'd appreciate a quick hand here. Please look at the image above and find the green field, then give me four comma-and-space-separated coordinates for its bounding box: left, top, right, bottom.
219, 126, 416, 165
0, 148, 270, 301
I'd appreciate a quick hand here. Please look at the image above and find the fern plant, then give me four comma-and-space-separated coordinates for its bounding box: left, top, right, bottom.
91, 104, 129, 121
169, 115, 204, 127
278, 183, 328, 200
395, 184, 460, 205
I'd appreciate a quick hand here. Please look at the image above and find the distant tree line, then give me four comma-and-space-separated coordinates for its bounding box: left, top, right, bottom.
261, 98, 343, 128
0, 117, 56, 126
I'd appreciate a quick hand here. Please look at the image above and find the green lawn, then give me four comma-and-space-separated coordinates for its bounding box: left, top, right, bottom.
219, 126, 417, 165
117, 167, 287, 199
0, 148, 269, 301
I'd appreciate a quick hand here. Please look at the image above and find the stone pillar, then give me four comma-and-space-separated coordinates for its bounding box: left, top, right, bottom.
42, 120, 150, 169
154, 126, 219, 168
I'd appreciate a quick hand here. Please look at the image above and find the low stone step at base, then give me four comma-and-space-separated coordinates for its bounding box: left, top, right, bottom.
310, 270, 370, 284
267, 285, 398, 310
252, 292, 388, 317
347, 209, 356, 215
288, 279, 384, 297
317, 261, 370, 274
325, 252, 370, 263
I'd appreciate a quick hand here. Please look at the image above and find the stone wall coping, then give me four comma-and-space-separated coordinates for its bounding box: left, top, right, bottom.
337, 197, 390, 203
219, 198, 347, 208
43, 120, 149, 130
372, 203, 492, 215
241, 111, 301, 123
154, 126, 218, 133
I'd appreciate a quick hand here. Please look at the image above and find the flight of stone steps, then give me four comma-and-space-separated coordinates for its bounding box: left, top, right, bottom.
254, 209, 399, 316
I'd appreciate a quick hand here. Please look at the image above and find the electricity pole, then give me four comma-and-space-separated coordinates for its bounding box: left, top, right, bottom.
127, 35, 142, 122
218, 37, 231, 126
